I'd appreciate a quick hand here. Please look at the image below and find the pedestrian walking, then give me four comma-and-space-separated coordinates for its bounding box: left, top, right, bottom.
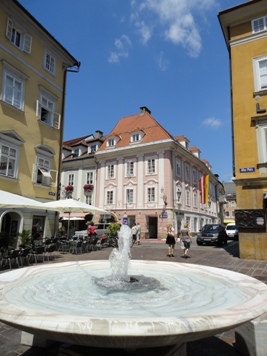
180, 223, 192, 258
166, 224, 176, 257
131, 223, 137, 246
136, 223, 141, 245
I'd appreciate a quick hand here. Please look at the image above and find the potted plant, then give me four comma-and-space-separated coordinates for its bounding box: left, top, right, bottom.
65, 185, 74, 191
83, 184, 94, 191
106, 223, 121, 238
17, 230, 32, 248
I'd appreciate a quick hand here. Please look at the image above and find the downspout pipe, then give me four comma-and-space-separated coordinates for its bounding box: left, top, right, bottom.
226, 26, 235, 178
57, 62, 81, 199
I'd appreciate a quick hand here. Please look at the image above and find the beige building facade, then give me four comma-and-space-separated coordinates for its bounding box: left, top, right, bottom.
219, 0, 267, 260
0, 0, 79, 245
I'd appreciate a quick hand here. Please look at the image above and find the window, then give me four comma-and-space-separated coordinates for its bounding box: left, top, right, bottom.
107, 191, 114, 205
252, 16, 267, 33
87, 172, 93, 184
147, 187, 155, 202
6, 18, 32, 53
192, 169, 197, 185
131, 132, 141, 142
2, 64, 26, 110
126, 189, 134, 204
261, 125, 267, 162
36, 91, 61, 129
35, 155, 51, 186
90, 145, 96, 153
68, 174, 74, 186
73, 149, 79, 156
176, 159, 181, 177
107, 164, 114, 179
256, 120, 267, 163
185, 164, 190, 181
126, 161, 134, 176
32, 145, 56, 186
107, 138, 116, 147
147, 158, 155, 174
32, 216, 45, 239
186, 190, 190, 206
253, 56, 267, 92
44, 50, 56, 75
0, 131, 23, 179
0, 142, 18, 178
193, 192, 197, 207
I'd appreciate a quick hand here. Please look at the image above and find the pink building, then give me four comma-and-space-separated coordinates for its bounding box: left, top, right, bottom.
93, 107, 223, 239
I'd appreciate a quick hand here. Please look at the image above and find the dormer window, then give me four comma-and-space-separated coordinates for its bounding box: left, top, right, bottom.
73, 149, 79, 156
90, 144, 96, 153
107, 138, 116, 147
131, 132, 142, 143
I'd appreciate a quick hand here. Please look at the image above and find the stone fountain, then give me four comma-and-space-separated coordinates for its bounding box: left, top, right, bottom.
0, 224, 267, 355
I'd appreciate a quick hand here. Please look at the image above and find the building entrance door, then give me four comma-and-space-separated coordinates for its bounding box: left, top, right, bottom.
148, 216, 157, 239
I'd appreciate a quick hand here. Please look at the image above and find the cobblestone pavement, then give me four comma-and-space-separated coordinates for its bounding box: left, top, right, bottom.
0, 238, 267, 355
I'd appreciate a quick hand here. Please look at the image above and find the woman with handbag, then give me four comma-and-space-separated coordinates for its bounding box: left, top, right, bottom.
180, 223, 192, 258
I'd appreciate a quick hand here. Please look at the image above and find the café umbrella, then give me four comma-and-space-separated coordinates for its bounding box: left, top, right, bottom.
0, 190, 49, 210
43, 198, 108, 237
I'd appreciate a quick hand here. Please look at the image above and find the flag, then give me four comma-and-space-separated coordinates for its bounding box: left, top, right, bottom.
199, 174, 209, 204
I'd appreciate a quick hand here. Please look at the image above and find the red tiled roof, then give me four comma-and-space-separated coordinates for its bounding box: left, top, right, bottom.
98, 110, 173, 151
63, 135, 91, 147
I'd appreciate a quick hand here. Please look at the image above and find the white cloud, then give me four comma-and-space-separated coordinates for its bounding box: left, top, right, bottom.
156, 51, 169, 71
131, 0, 216, 57
202, 117, 222, 129
108, 35, 132, 63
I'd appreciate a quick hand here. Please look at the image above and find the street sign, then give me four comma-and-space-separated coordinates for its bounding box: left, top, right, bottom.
239, 167, 255, 173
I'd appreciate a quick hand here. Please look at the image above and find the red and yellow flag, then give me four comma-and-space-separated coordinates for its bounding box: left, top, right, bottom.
199, 174, 209, 204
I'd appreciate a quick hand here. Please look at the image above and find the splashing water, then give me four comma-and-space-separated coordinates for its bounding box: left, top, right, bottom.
94, 224, 162, 292
109, 224, 132, 281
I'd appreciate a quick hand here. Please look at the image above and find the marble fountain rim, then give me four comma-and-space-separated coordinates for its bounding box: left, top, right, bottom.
0, 260, 267, 340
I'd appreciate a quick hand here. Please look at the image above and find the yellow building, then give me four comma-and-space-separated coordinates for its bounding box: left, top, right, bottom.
0, 0, 80, 244
219, 0, 267, 260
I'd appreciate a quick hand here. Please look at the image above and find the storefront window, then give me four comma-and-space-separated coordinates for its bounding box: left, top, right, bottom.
32, 215, 45, 240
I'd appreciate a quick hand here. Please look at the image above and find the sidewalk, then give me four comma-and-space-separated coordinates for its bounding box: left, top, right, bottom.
0, 239, 267, 355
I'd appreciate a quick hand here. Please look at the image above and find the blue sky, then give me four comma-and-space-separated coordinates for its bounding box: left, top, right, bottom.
19, 0, 244, 182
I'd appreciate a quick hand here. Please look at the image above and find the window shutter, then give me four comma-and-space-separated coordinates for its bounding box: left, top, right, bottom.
6, 18, 13, 40
36, 100, 41, 119
32, 163, 37, 183
53, 112, 61, 129
23, 34, 32, 53
49, 169, 58, 187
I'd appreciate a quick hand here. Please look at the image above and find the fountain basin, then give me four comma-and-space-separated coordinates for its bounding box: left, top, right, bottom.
0, 260, 267, 349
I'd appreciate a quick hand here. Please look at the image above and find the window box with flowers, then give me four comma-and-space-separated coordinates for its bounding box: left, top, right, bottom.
65, 185, 74, 191
83, 184, 94, 191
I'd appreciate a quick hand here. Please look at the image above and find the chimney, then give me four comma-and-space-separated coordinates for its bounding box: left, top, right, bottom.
95, 130, 103, 139
140, 106, 151, 115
